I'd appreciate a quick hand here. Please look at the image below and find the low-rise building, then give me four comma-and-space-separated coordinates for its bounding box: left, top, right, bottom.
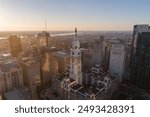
4, 87, 31, 100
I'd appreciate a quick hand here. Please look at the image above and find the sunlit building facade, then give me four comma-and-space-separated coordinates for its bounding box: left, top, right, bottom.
18, 56, 41, 99
37, 31, 51, 47
9, 35, 22, 57
0, 55, 23, 93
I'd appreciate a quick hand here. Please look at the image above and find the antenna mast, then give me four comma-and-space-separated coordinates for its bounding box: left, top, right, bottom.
45, 16, 47, 31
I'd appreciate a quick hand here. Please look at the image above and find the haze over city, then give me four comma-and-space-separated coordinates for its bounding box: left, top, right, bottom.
0, 0, 150, 31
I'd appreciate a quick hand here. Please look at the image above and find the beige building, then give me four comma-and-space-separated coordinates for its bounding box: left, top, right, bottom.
0, 56, 23, 93
37, 31, 51, 47
109, 44, 126, 81
18, 56, 41, 99
0, 73, 5, 94
41, 47, 58, 85
53, 51, 70, 74
0, 37, 10, 53
9, 35, 22, 57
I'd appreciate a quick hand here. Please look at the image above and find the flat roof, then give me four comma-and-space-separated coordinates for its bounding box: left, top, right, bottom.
53, 51, 69, 58
0, 61, 20, 72
21, 57, 37, 65
69, 78, 76, 83
71, 84, 82, 91
0, 54, 12, 61
78, 87, 94, 96
97, 83, 105, 89
0, 37, 8, 40
4, 88, 31, 100
90, 86, 100, 95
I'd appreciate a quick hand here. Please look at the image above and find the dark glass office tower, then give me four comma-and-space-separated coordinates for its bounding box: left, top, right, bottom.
131, 32, 150, 91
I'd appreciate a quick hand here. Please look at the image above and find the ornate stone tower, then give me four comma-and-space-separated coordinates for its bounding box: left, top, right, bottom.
70, 28, 82, 85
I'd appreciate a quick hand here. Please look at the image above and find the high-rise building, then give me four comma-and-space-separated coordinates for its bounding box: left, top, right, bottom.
41, 47, 58, 85
109, 44, 126, 81
0, 37, 10, 53
0, 73, 5, 94
0, 55, 23, 92
9, 35, 22, 57
92, 36, 105, 65
102, 41, 111, 70
18, 56, 41, 99
37, 31, 51, 47
37, 31, 56, 86
53, 51, 70, 74
69, 28, 82, 85
131, 26, 150, 91
81, 49, 92, 72
131, 25, 150, 65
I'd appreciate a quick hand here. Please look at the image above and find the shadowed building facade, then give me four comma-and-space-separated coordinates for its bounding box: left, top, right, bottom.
131, 32, 150, 91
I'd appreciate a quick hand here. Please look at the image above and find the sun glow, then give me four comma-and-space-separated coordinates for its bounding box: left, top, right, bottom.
0, 6, 8, 30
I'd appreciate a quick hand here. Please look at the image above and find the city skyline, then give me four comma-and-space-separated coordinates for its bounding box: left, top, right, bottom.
0, 0, 150, 31
0, 24, 150, 100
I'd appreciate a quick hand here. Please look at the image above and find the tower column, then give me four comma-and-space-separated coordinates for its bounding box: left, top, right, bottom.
69, 28, 82, 85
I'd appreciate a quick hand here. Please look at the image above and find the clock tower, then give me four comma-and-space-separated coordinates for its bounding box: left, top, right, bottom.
70, 28, 82, 85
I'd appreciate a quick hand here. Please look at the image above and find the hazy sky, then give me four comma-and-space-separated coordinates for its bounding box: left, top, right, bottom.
0, 0, 150, 31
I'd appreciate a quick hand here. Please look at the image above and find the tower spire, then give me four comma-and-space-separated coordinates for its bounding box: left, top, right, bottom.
75, 28, 77, 37
45, 16, 47, 31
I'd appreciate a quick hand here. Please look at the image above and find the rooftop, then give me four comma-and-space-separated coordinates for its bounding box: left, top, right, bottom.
90, 86, 100, 95
0, 60, 20, 72
4, 88, 31, 100
97, 83, 105, 89
69, 78, 76, 83
37, 31, 50, 36
56, 76, 64, 82
78, 87, 94, 96
53, 51, 70, 58
71, 84, 82, 91
20, 57, 38, 65
0, 54, 12, 61
0, 37, 8, 40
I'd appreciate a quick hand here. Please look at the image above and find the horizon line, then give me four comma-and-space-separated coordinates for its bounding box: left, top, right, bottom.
0, 30, 133, 32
